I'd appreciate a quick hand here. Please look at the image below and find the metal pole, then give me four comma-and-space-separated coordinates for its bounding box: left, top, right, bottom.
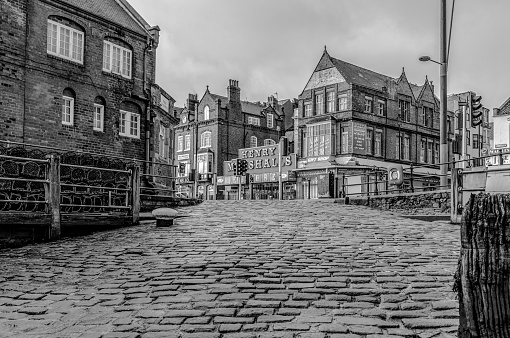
194, 122, 199, 198
439, 0, 448, 188
278, 139, 283, 200
238, 176, 242, 200
461, 104, 467, 169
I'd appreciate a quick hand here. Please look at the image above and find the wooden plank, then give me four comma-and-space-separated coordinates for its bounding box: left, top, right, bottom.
61, 214, 132, 227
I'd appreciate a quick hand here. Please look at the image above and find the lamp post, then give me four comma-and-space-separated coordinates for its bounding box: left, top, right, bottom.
419, 0, 448, 189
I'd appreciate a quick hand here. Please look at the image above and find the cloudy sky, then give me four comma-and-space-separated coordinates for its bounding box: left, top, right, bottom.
129, 0, 508, 111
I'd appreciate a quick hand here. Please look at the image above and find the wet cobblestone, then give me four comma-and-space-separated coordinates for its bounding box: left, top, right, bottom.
0, 200, 459, 337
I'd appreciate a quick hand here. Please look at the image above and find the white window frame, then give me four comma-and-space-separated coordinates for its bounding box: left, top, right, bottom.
341, 128, 349, 154
364, 96, 373, 113
338, 95, 348, 111
119, 110, 140, 138
47, 20, 84, 64
403, 135, 410, 160
264, 139, 276, 146
62, 96, 74, 126
315, 94, 324, 115
93, 103, 104, 132
366, 128, 373, 154
185, 134, 191, 151
250, 136, 257, 148
267, 113, 274, 128
204, 105, 210, 121
103, 41, 132, 79
177, 136, 183, 152
304, 102, 312, 117
248, 116, 260, 126
377, 100, 385, 116
326, 92, 335, 113
198, 154, 213, 174
201, 131, 212, 148
420, 139, 426, 163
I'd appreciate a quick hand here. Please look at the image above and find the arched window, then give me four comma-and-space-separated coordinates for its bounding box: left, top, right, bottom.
201, 131, 212, 148
204, 105, 210, 121
47, 17, 84, 63
119, 101, 141, 138
103, 38, 132, 79
93, 96, 105, 132
250, 136, 257, 148
62, 88, 75, 126
264, 139, 276, 146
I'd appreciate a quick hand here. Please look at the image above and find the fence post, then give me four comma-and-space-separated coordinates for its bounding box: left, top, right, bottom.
341, 173, 346, 198
410, 164, 414, 193
130, 164, 141, 225
46, 155, 61, 240
457, 193, 510, 337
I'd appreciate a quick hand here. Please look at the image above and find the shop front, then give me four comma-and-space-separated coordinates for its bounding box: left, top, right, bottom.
219, 144, 298, 200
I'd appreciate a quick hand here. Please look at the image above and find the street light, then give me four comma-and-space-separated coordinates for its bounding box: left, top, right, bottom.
418, 0, 448, 189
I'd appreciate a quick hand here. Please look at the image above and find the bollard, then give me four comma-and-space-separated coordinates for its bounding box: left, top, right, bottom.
152, 208, 180, 227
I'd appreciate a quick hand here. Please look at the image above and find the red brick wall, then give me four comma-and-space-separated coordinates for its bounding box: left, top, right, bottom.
0, 0, 27, 141
1, 0, 160, 160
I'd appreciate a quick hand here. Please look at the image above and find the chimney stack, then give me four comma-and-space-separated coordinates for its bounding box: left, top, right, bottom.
227, 79, 240, 103
187, 93, 199, 113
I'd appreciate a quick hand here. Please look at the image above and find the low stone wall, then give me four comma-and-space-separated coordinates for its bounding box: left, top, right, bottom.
140, 195, 202, 212
345, 190, 451, 215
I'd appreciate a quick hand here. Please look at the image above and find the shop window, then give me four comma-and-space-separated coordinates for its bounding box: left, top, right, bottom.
198, 153, 213, 174
306, 122, 331, 157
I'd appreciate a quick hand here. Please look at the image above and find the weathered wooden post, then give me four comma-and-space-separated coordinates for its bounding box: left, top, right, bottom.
450, 167, 461, 223
457, 193, 510, 337
45, 154, 61, 240
130, 164, 140, 225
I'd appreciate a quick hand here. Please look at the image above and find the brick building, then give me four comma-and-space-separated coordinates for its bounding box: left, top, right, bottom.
0, 0, 177, 171
294, 48, 442, 198
174, 80, 291, 199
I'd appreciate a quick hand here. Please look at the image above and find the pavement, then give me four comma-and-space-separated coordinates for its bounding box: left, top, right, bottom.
0, 200, 460, 338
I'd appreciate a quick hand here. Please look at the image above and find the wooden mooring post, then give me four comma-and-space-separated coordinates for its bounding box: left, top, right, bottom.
457, 193, 510, 337
46, 154, 61, 240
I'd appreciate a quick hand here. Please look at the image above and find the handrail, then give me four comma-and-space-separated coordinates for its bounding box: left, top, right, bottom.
0, 154, 49, 162
61, 163, 130, 174
0, 177, 48, 184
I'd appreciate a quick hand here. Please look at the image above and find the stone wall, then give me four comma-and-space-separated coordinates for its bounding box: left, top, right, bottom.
346, 190, 450, 214
141, 195, 202, 212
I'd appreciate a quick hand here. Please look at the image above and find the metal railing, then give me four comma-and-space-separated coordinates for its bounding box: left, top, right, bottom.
339, 152, 496, 198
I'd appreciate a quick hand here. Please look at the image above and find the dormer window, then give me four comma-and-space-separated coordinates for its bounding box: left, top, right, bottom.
103, 41, 132, 79
47, 19, 84, 63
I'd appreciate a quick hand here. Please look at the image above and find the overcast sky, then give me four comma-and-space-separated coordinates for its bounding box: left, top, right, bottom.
129, 0, 509, 111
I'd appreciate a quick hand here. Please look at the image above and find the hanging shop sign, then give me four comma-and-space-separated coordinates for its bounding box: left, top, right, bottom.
216, 175, 247, 186
177, 154, 190, 160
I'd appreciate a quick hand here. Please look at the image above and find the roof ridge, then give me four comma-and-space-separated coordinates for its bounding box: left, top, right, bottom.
114, 0, 151, 33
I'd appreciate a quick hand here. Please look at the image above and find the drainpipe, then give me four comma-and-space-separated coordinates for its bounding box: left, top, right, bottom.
143, 40, 153, 176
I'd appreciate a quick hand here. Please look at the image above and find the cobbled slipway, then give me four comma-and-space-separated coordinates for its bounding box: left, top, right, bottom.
0, 200, 460, 338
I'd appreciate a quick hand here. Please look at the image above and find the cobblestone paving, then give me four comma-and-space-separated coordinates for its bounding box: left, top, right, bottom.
0, 200, 460, 338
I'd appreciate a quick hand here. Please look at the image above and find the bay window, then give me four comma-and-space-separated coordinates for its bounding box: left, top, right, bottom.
306, 123, 331, 157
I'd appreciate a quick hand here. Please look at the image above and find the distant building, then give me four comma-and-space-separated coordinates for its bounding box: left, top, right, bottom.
447, 92, 491, 168
294, 48, 442, 198
0, 0, 177, 169
174, 80, 292, 199
488, 96, 510, 165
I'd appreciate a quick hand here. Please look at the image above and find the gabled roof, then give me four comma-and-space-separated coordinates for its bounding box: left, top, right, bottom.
498, 96, 510, 116
58, 0, 150, 36
329, 55, 394, 91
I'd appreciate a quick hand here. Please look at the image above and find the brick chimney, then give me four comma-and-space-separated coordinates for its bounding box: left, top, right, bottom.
227, 79, 240, 103
187, 93, 199, 113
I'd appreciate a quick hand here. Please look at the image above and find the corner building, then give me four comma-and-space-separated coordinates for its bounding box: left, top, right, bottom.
174, 80, 292, 199
295, 48, 441, 198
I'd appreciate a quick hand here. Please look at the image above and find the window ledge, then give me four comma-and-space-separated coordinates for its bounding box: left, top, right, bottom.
102, 71, 133, 82
47, 54, 85, 67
